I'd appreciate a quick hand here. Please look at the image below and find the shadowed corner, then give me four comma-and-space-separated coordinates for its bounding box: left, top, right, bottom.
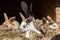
51, 34, 60, 40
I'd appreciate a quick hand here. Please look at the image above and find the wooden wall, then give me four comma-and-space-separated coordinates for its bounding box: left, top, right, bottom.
33, 0, 56, 21
0, 0, 56, 24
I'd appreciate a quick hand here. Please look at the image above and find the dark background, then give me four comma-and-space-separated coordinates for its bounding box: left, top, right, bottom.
0, 0, 32, 24
56, 0, 60, 7
0, 0, 56, 24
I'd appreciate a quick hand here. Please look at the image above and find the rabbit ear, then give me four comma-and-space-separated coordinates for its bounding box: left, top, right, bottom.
30, 3, 32, 12
42, 17, 47, 23
9, 16, 16, 22
4, 13, 8, 21
21, 1, 27, 14
29, 3, 34, 17
47, 16, 54, 23
20, 12, 25, 20
42, 17, 46, 20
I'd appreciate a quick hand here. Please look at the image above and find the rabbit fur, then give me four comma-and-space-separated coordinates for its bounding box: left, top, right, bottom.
2, 13, 19, 31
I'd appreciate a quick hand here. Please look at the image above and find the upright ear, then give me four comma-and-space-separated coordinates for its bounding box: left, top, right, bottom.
42, 17, 46, 20
4, 13, 8, 21
30, 3, 32, 12
21, 1, 27, 14
9, 16, 16, 22
20, 12, 25, 20
29, 3, 34, 17
42, 17, 47, 23
47, 16, 54, 23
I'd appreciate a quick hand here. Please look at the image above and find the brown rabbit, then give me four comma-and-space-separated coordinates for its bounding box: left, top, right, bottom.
1, 13, 19, 31
33, 19, 43, 31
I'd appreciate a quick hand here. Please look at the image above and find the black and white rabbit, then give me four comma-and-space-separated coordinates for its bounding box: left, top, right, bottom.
19, 1, 41, 38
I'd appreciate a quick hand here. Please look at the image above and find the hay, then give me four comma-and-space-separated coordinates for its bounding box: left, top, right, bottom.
0, 24, 57, 40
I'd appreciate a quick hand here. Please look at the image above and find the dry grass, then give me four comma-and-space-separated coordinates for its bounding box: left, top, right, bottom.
0, 29, 57, 40
0, 30, 29, 40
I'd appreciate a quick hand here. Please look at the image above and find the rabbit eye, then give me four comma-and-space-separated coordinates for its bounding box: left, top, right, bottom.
6, 25, 8, 27
23, 25, 26, 28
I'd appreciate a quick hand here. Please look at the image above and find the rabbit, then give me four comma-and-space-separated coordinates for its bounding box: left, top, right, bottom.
39, 17, 49, 34
20, 1, 42, 38
40, 16, 57, 37
40, 16, 57, 32
47, 16, 57, 30
2, 13, 19, 31
19, 12, 41, 38
33, 18, 43, 31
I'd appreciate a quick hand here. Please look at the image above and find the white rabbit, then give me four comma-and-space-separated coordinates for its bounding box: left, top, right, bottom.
19, 13, 41, 38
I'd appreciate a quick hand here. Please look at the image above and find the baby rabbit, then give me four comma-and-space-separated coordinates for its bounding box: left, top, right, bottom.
47, 16, 57, 30
2, 13, 19, 31
33, 18, 43, 31
19, 1, 41, 38
19, 13, 41, 38
40, 16, 57, 37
